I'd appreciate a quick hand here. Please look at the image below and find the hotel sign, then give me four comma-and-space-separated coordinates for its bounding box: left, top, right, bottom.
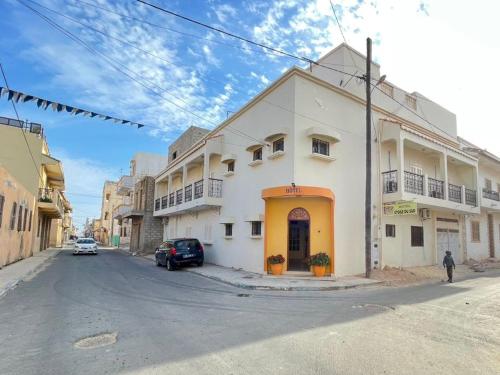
384, 201, 417, 216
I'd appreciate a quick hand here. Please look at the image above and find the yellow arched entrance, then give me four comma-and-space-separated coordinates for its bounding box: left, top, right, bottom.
262, 186, 335, 274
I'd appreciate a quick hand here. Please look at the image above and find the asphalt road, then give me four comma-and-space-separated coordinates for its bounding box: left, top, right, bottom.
0, 249, 499, 375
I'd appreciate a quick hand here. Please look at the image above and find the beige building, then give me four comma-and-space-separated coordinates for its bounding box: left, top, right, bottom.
99, 181, 121, 245
0, 116, 70, 265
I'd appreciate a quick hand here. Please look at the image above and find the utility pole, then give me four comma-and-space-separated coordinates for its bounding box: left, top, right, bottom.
365, 37, 372, 278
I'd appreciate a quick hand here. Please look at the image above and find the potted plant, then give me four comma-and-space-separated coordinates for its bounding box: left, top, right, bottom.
308, 252, 330, 277
267, 254, 285, 275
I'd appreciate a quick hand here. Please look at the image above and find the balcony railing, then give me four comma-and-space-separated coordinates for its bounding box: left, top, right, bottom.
161, 195, 168, 209
194, 180, 203, 199
428, 177, 444, 199
404, 171, 424, 195
155, 198, 160, 211
465, 188, 477, 206
382, 170, 398, 194
38, 188, 63, 213
482, 188, 500, 201
176, 189, 183, 205
448, 184, 462, 203
185, 184, 193, 202
169, 193, 175, 207
208, 178, 223, 198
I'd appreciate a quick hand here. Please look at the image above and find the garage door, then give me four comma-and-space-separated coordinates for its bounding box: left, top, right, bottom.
437, 228, 461, 264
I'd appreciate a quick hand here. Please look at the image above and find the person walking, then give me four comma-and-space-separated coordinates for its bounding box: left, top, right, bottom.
442, 250, 456, 283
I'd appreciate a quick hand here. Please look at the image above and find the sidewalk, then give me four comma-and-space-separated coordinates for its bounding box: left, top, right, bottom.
141, 254, 381, 291
0, 248, 61, 297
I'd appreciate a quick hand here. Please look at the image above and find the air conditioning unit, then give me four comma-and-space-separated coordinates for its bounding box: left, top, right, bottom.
419, 208, 431, 220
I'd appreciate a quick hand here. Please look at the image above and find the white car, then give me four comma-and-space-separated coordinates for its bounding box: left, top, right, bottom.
73, 238, 98, 255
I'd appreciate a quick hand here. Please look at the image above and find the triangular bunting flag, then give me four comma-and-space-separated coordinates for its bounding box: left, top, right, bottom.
23, 95, 34, 102
65, 106, 73, 113
138, 124, 144, 128
7, 90, 14, 101
36, 98, 44, 107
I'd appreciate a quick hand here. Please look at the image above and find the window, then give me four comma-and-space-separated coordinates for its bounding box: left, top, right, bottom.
253, 147, 262, 161
28, 210, 32, 231
123, 227, 127, 237
409, 163, 423, 176
471, 221, 480, 242
405, 94, 417, 110
251, 221, 262, 236
172, 151, 177, 160
312, 138, 329, 156
23, 207, 28, 231
0, 194, 4, 228
411, 226, 424, 247
105, 193, 110, 201
272, 137, 284, 153
386, 224, 396, 237
485, 178, 492, 191
225, 223, 233, 237
227, 161, 235, 172
17, 205, 23, 232
104, 212, 109, 220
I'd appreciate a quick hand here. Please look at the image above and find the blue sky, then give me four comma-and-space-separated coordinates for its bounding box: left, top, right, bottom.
1, 0, 499, 230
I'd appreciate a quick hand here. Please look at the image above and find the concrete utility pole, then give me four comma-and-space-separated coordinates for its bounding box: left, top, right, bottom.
365, 37, 372, 278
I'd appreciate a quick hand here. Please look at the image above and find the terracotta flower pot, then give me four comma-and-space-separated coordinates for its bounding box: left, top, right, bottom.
270, 263, 284, 275
312, 265, 326, 277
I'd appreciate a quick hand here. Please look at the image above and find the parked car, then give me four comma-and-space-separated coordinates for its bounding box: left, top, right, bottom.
155, 238, 204, 271
73, 238, 98, 255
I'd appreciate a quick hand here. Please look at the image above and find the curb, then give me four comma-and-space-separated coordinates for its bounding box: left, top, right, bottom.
0, 250, 60, 298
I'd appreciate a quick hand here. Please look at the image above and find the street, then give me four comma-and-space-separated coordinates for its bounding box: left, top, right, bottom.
0, 249, 499, 375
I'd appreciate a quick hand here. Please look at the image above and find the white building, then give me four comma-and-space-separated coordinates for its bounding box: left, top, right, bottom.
153, 43, 494, 276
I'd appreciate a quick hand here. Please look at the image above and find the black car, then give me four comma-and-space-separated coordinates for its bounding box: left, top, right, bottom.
155, 238, 204, 271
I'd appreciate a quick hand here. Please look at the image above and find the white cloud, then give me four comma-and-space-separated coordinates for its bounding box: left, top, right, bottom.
214, 4, 237, 23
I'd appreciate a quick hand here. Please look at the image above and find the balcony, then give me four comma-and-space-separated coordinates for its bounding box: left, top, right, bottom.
482, 188, 500, 201
38, 188, 64, 218
117, 175, 133, 195
112, 204, 133, 219
154, 178, 223, 216
381, 170, 478, 212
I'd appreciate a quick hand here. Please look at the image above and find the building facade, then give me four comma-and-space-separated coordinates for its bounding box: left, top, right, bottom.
99, 181, 122, 245
0, 116, 70, 265
151, 44, 495, 277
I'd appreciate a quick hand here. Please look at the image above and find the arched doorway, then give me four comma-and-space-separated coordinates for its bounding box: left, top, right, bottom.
288, 208, 310, 271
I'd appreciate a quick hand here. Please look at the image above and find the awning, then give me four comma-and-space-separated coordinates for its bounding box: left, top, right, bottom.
42, 154, 65, 189
306, 126, 341, 143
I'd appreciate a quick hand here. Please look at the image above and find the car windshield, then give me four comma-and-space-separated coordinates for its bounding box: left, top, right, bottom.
76, 239, 95, 244
160, 242, 174, 249
175, 239, 201, 251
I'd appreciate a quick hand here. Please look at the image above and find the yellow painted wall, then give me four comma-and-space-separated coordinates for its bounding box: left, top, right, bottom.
265, 196, 333, 273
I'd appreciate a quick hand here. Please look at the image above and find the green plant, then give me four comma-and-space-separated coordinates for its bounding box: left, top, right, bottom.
267, 254, 285, 264
39, 197, 53, 203
308, 252, 330, 266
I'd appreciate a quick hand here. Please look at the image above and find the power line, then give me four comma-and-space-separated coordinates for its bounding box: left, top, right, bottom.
18, 1, 265, 147
133, 0, 361, 80
0, 63, 45, 186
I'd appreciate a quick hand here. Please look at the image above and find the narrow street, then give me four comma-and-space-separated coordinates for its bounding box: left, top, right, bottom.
0, 249, 498, 375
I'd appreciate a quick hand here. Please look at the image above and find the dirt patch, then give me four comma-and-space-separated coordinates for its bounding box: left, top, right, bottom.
74, 332, 118, 350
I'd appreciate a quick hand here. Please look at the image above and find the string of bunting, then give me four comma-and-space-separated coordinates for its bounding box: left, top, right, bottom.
0, 86, 145, 128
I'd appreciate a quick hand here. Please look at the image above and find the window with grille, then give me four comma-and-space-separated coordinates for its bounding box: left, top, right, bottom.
312, 138, 329, 156
227, 161, 235, 172
405, 94, 417, 110
251, 221, 262, 236
411, 226, 424, 247
386, 224, 396, 237
17, 205, 23, 231
471, 221, 480, 242
253, 147, 262, 161
0, 194, 4, 228
272, 137, 284, 153
225, 223, 233, 237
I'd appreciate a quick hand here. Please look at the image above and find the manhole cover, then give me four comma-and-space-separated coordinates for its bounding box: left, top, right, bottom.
236, 293, 251, 297
74, 332, 118, 349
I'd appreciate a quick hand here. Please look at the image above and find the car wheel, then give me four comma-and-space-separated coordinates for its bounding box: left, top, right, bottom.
196, 261, 204, 267
156, 258, 162, 267
166, 259, 175, 271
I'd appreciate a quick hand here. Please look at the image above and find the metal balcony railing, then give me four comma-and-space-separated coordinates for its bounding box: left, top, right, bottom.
185, 184, 192, 202
176, 189, 183, 205
38, 188, 63, 213
169, 193, 175, 207
154, 198, 160, 211
404, 171, 424, 195
382, 170, 398, 194
428, 177, 444, 199
448, 184, 462, 203
482, 188, 500, 201
465, 188, 477, 206
194, 180, 203, 199
161, 195, 168, 209
208, 178, 223, 198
